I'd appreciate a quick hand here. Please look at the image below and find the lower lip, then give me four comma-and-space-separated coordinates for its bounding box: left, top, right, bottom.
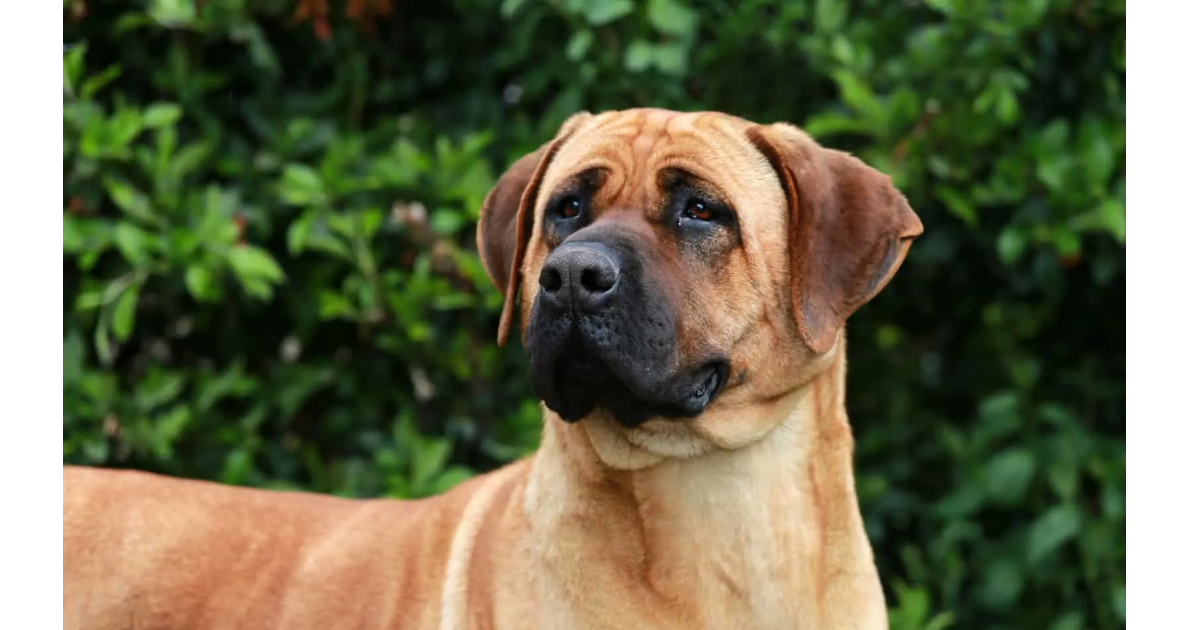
694, 363, 729, 404
694, 370, 719, 400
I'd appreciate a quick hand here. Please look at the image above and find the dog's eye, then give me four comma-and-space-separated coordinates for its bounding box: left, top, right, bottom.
555, 197, 583, 219
683, 199, 714, 222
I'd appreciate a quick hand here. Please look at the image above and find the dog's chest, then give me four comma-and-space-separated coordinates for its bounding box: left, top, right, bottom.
655, 483, 820, 629
531, 510, 819, 630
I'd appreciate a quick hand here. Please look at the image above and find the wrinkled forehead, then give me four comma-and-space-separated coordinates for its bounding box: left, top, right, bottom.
536, 109, 786, 217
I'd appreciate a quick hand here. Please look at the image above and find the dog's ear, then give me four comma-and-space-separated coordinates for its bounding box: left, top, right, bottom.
477, 112, 592, 346
747, 123, 923, 355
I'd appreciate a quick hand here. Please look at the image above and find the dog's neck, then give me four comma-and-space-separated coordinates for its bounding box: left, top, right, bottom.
521, 341, 886, 629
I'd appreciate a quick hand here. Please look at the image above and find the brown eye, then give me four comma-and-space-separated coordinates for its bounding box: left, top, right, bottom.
557, 197, 582, 218
683, 199, 713, 221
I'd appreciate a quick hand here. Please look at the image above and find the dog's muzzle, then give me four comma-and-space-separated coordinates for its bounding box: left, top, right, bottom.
525, 239, 729, 427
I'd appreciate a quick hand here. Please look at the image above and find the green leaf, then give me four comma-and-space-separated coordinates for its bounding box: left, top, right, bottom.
64, 327, 86, 386
499, 0, 529, 18
831, 70, 887, 134
143, 102, 182, 128
996, 89, 1020, 125
412, 439, 452, 491
114, 222, 152, 265
75, 290, 106, 312
1047, 458, 1079, 500
154, 404, 192, 455
934, 485, 984, 518
63, 215, 86, 252
360, 208, 385, 239
620, 39, 689, 75
136, 372, 187, 411
925, 612, 955, 630
1038, 119, 1071, 149
974, 390, 1022, 447
651, 42, 688, 75
147, 0, 196, 28
984, 448, 1036, 504
327, 213, 357, 240
104, 177, 158, 225
1101, 483, 1125, 519
290, 214, 353, 262
280, 164, 327, 206
814, 0, 848, 33
432, 293, 475, 311
1100, 198, 1125, 244
582, 0, 634, 26
979, 557, 1023, 608
1027, 504, 1082, 565
110, 283, 140, 342
625, 40, 655, 72
185, 265, 218, 302
196, 362, 252, 412
830, 35, 856, 66
109, 107, 146, 149
318, 290, 356, 320
647, 0, 698, 37
287, 211, 318, 256
62, 43, 87, 95
935, 186, 978, 227
1022, 0, 1051, 24
231, 22, 280, 77
566, 30, 594, 62
804, 111, 868, 138
229, 246, 285, 287
80, 64, 121, 100
93, 313, 115, 367
430, 209, 466, 236
996, 227, 1026, 265
220, 448, 255, 485
171, 142, 212, 180
1047, 612, 1084, 630
888, 580, 953, 630
875, 325, 901, 350
1050, 228, 1081, 258
1035, 155, 1069, 191
430, 467, 475, 495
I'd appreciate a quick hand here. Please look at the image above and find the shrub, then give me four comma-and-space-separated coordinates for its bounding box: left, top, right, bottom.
63, 1, 1124, 628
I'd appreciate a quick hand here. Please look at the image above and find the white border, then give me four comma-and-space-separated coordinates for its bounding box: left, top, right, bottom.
0, 0, 61, 623
1129, 3, 1191, 628
19, 3, 1143, 628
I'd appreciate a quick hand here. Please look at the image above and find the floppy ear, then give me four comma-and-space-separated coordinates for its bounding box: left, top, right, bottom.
476, 112, 592, 346
746, 123, 924, 355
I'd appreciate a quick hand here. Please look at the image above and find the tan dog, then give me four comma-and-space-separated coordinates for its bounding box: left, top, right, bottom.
64, 108, 922, 630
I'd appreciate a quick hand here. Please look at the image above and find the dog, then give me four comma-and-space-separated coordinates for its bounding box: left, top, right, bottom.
64, 108, 923, 630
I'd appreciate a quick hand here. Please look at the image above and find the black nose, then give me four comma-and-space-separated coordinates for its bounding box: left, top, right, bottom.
538, 242, 621, 311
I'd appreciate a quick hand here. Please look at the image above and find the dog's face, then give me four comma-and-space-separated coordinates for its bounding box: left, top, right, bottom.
477, 109, 922, 458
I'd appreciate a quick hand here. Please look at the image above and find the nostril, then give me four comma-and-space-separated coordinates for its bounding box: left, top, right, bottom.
539, 266, 563, 292
580, 265, 617, 294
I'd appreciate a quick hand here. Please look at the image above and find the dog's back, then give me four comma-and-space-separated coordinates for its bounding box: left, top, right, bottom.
62, 464, 518, 630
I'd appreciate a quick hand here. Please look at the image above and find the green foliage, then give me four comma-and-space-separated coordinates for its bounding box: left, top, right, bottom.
63, 1, 1124, 628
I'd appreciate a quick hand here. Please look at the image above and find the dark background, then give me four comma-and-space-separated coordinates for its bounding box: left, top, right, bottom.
63, 1, 1125, 628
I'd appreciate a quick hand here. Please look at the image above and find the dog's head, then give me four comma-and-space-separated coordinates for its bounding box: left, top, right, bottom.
477, 109, 922, 458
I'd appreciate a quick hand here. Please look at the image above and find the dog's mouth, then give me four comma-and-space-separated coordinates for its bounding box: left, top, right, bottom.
540, 340, 730, 427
